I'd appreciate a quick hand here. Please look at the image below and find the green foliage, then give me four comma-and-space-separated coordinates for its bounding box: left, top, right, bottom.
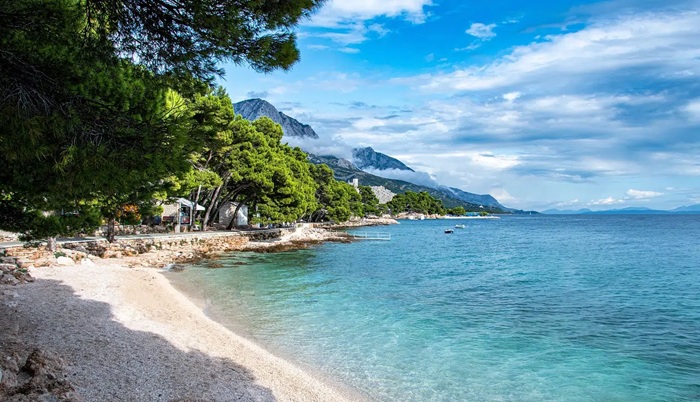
359, 185, 380, 215
242, 120, 317, 224
83, 0, 326, 80
448, 206, 466, 216
386, 191, 446, 215
308, 166, 366, 222
0, 198, 102, 242
0, 0, 325, 240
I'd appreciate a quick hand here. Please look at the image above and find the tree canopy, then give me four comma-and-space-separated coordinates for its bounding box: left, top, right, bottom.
84, 0, 326, 80
0, 0, 329, 242
385, 191, 446, 216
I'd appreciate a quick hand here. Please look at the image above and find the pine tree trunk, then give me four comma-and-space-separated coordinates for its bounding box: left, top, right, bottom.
225, 195, 241, 231
191, 184, 202, 228
203, 184, 223, 229
106, 217, 116, 243
230, 200, 246, 230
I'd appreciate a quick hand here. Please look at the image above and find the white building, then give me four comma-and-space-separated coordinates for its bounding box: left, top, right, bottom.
218, 202, 249, 227
370, 186, 396, 204
161, 198, 205, 228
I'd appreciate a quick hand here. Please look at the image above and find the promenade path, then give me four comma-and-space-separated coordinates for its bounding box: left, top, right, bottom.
0, 228, 290, 251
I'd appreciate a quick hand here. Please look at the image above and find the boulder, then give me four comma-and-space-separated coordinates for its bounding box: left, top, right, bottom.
2, 274, 19, 285
0, 263, 16, 272
56, 256, 75, 266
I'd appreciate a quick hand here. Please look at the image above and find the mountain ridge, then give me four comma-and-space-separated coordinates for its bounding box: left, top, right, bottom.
233, 98, 524, 212
233, 99, 319, 139
352, 147, 414, 171
307, 154, 531, 213
542, 205, 700, 214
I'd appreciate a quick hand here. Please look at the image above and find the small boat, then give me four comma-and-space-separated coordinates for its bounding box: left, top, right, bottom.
455, 224, 465, 229
444, 229, 454, 234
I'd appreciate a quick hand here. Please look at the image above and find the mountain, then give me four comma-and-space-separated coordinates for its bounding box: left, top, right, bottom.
542, 206, 700, 214
673, 204, 700, 213
235, 98, 522, 213
443, 186, 507, 210
541, 208, 593, 214
352, 147, 414, 171
233, 99, 319, 139
309, 154, 515, 213
583, 207, 671, 215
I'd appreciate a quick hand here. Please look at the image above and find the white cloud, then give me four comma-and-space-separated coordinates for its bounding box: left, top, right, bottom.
308, 0, 432, 27
339, 47, 361, 54
304, 0, 431, 50
363, 168, 440, 188
626, 189, 663, 199
554, 199, 580, 207
684, 99, 700, 121
419, 11, 700, 92
455, 42, 483, 52
591, 196, 625, 205
307, 44, 330, 51
466, 22, 497, 39
353, 118, 386, 130
503, 92, 521, 102
490, 188, 517, 203
312, 21, 391, 46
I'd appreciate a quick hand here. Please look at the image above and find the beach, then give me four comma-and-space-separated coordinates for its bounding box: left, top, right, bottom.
0, 260, 359, 401
0, 224, 392, 401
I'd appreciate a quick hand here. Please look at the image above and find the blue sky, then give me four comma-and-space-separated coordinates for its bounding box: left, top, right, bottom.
219, 0, 700, 211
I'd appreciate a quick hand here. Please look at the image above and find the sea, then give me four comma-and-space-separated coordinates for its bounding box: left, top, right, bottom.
167, 215, 700, 401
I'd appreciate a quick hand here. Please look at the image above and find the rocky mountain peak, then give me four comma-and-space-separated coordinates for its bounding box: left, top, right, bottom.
234, 98, 319, 139
352, 147, 414, 172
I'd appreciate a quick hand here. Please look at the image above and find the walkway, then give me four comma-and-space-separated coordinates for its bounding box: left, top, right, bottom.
0, 229, 291, 250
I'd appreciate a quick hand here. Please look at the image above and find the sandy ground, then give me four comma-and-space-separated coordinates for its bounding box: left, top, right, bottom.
0, 261, 359, 401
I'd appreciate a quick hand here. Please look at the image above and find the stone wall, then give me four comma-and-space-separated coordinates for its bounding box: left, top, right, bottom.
0, 233, 255, 267
93, 224, 171, 237
60, 233, 250, 259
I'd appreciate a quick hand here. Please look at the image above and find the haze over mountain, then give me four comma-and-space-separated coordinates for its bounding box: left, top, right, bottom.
233, 98, 521, 212
542, 205, 700, 215
234, 99, 319, 139
308, 154, 514, 213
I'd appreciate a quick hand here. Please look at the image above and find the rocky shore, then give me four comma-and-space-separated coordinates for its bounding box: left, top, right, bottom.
0, 220, 396, 401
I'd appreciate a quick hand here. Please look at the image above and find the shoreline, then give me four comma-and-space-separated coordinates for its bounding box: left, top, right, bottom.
1, 262, 366, 401
0, 222, 398, 401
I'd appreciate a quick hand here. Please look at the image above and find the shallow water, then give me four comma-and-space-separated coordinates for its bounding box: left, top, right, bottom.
169, 215, 700, 401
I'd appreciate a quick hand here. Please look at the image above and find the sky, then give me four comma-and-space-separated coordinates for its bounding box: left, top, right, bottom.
218, 0, 700, 211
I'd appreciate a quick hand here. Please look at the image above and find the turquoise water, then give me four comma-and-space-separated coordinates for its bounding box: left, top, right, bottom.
169, 215, 700, 401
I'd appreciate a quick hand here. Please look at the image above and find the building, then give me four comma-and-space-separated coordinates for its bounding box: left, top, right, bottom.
161, 198, 205, 230
217, 202, 249, 227
370, 186, 396, 204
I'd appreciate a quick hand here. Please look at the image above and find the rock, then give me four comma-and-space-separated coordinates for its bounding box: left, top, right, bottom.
2, 274, 19, 285
56, 256, 75, 266
234, 98, 319, 139
0, 263, 16, 272
81, 258, 96, 267
168, 264, 186, 272
73, 246, 88, 254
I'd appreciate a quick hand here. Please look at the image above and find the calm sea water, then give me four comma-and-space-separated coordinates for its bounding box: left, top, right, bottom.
168, 215, 700, 401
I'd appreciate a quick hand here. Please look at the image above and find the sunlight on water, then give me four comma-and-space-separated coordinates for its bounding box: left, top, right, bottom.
169, 215, 700, 401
